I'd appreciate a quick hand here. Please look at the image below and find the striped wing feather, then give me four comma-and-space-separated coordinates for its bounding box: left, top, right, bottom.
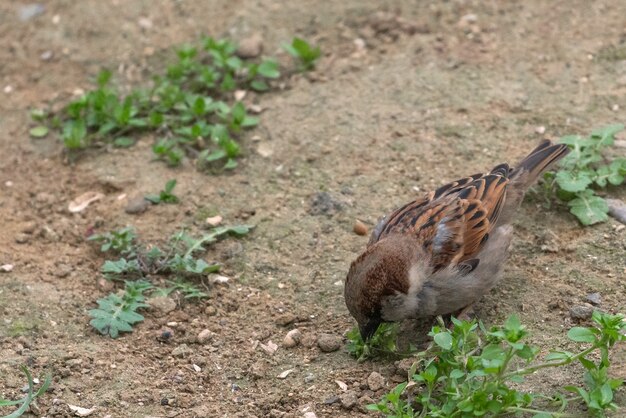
370, 166, 510, 271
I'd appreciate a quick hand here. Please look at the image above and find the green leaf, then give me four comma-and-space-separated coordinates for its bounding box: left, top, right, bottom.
89, 282, 150, 338
591, 124, 624, 147
599, 382, 613, 405
594, 163, 625, 187
29, 126, 49, 138
164, 179, 177, 193
556, 170, 594, 192
0, 366, 51, 418
433, 332, 453, 350
568, 190, 609, 225
504, 315, 522, 332
113, 137, 135, 148
258, 59, 280, 78
97, 69, 112, 87
250, 79, 269, 91
567, 327, 597, 343
30, 108, 47, 121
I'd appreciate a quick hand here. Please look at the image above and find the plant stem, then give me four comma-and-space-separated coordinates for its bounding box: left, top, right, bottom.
503, 345, 597, 379
505, 406, 575, 417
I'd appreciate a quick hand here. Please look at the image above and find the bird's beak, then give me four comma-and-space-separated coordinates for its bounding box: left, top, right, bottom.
359, 317, 382, 342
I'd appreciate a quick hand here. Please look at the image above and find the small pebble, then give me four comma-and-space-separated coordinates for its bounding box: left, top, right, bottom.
275, 313, 296, 326
353, 220, 368, 236
125, 195, 150, 214
236, 34, 263, 58
205, 215, 222, 227
157, 327, 173, 342
0, 264, 14, 272
607, 199, 626, 225
15, 233, 30, 244
205, 305, 217, 316
171, 344, 192, 358
21, 221, 37, 234
585, 293, 602, 306
317, 333, 342, 353
367, 371, 385, 391
283, 328, 302, 348
570, 303, 594, 321
197, 329, 214, 344
339, 390, 359, 409
304, 373, 315, 383
303, 412, 317, 418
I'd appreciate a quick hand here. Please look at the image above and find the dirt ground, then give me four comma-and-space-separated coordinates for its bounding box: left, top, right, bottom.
1, 1, 625, 417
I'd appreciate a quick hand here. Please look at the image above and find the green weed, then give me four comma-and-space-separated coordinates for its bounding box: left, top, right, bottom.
0, 366, 51, 418
548, 124, 626, 225
34, 36, 317, 170
283, 37, 321, 71
87, 224, 253, 337
87, 226, 137, 255
368, 312, 625, 417
145, 179, 180, 204
347, 323, 417, 362
89, 280, 152, 338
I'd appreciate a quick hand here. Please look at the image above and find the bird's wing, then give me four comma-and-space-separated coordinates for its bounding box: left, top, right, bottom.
369, 165, 510, 271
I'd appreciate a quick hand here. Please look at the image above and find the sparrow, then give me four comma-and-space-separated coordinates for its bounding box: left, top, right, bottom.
345, 140, 569, 341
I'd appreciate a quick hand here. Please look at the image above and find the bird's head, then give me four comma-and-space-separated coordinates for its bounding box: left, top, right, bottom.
344, 235, 423, 341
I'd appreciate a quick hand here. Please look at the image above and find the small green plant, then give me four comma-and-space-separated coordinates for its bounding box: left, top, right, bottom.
158, 278, 209, 300
33, 36, 316, 170
0, 366, 51, 418
547, 124, 626, 225
87, 226, 137, 255
368, 312, 625, 417
145, 179, 180, 204
87, 224, 253, 337
283, 37, 321, 71
347, 323, 416, 362
89, 280, 153, 338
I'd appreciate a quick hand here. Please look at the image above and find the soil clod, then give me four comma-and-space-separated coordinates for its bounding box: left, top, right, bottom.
317, 333, 342, 352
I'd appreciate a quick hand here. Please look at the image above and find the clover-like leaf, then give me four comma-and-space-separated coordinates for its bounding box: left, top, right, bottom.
567, 190, 609, 225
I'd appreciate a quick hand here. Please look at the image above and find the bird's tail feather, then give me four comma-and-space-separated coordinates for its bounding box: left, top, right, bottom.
511, 140, 569, 187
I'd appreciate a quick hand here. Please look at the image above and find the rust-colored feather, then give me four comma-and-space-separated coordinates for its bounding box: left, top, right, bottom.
370, 165, 510, 271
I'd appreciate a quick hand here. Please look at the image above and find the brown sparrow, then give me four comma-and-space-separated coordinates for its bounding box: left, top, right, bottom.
345, 140, 569, 340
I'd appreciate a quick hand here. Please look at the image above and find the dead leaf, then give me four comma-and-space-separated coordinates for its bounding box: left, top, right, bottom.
260, 340, 278, 355
277, 369, 293, 379
256, 143, 273, 158
334, 380, 348, 391
210, 274, 230, 284
249, 104, 263, 114
68, 404, 95, 417
68, 191, 104, 213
